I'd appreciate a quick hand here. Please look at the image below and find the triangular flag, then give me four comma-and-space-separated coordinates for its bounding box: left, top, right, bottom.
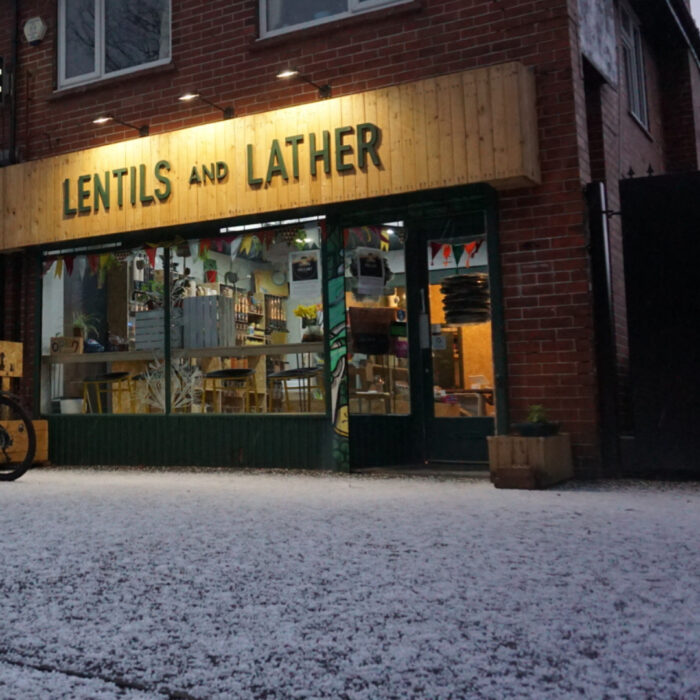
88, 254, 99, 275
229, 236, 242, 259
442, 244, 451, 266
54, 258, 64, 279
379, 229, 390, 251
64, 255, 75, 276
76, 256, 87, 280
199, 239, 212, 258
430, 242, 442, 260
145, 246, 157, 267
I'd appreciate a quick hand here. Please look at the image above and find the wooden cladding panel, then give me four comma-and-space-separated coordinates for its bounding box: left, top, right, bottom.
0, 62, 539, 251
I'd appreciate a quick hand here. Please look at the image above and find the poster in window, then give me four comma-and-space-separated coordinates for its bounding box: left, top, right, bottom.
289, 249, 321, 296
356, 247, 386, 296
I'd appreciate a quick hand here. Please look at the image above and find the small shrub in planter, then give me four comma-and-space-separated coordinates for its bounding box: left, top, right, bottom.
512, 404, 560, 437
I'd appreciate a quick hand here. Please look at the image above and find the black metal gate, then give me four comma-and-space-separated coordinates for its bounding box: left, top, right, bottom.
621, 173, 700, 477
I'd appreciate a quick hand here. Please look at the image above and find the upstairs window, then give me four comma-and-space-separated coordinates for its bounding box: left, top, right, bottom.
620, 4, 648, 128
261, 0, 410, 38
58, 0, 171, 89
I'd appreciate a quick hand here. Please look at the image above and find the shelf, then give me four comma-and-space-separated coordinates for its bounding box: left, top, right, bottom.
44, 342, 324, 364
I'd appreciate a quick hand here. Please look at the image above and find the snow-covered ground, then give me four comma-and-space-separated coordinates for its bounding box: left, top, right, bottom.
0, 469, 698, 699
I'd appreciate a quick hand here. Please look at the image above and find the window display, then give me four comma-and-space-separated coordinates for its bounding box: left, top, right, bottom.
344, 225, 410, 415
41, 223, 327, 415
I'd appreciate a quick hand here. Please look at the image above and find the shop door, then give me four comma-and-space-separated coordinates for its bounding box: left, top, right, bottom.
408, 218, 504, 465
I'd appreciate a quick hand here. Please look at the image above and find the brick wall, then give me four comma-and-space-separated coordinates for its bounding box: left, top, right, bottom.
0, 0, 696, 473
1, 252, 37, 410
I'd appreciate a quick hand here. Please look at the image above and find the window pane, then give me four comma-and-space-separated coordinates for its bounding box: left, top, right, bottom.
41, 246, 166, 415
105, 0, 170, 74
427, 236, 495, 419
64, 0, 95, 79
266, 0, 347, 32
176, 226, 325, 414
345, 225, 410, 415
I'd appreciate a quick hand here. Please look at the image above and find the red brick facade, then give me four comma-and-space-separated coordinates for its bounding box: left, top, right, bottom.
1, 0, 698, 474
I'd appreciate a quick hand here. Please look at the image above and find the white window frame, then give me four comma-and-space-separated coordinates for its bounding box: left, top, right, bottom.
620, 4, 648, 128
57, 0, 171, 89
260, 0, 411, 39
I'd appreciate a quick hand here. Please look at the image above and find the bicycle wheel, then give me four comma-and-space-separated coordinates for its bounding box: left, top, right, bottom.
0, 394, 36, 481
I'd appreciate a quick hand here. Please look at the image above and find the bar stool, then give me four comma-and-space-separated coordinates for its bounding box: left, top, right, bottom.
82, 371, 133, 413
201, 368, 258, 413
267, 366, 323, 412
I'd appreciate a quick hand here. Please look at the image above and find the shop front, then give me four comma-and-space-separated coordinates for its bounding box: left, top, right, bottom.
0, 62, 540, 470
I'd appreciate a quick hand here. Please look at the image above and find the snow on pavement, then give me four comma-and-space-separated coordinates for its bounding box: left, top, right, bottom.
0, 469, 698, 699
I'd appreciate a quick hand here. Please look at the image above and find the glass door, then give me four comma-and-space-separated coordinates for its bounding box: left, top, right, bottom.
418, 231, 497, 464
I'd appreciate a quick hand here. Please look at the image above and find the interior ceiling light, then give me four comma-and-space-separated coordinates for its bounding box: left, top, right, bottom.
178, 91, 234, 119
276, 67, 331, 99
92, 114, 149, 137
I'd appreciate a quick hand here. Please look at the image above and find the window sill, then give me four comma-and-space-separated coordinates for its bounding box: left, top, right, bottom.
49, 62, 176, 101
628, 110, 653, 142
249, 0, 423, 51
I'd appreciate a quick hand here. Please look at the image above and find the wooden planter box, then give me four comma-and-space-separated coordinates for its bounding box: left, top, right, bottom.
487, 434, 573, 489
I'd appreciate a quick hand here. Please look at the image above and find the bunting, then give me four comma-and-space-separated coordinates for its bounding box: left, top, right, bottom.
145, 247, 157, 268
198, 239, 212, 259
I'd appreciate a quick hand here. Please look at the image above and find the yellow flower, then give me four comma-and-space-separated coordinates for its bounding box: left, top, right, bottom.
293, 304, 317, 320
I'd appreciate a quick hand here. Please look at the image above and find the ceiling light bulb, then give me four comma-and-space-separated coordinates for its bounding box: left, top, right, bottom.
179, 92, 199, 102
92, 116, 112, 124
276, 68, 299, 79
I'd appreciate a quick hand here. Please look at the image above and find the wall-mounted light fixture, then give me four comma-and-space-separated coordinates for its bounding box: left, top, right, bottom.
276, 68, 331, 99
92, 115, 149, 137
178, 92, 234, 119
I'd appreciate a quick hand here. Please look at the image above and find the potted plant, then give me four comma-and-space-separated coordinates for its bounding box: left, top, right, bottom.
71, 312, 99, 339
512, 404, 560, 437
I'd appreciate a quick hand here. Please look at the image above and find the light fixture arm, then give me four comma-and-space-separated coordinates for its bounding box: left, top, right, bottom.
276, 67, 331, 99
93, 114, 149, 137
196, 94, 234, 119
109, 115, 149, 137
180, 92, 234, 119
299, 75, 331, 99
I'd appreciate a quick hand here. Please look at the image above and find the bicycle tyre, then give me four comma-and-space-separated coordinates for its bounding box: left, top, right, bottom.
0, 394, 36, 481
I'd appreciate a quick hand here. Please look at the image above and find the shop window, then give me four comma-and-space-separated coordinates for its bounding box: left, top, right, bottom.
57, 0, 171, 89
261, 0, 410, 37
175, 225, 325, 415
426, 236, 495, 419
344, 225, 410, 416
41, 244, 168, 415
620, 4, 648, 128
41, 224, 327, 416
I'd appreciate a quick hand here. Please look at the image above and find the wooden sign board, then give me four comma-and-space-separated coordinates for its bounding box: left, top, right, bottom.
0, 341, 23, 378
0, 62, 540, 251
